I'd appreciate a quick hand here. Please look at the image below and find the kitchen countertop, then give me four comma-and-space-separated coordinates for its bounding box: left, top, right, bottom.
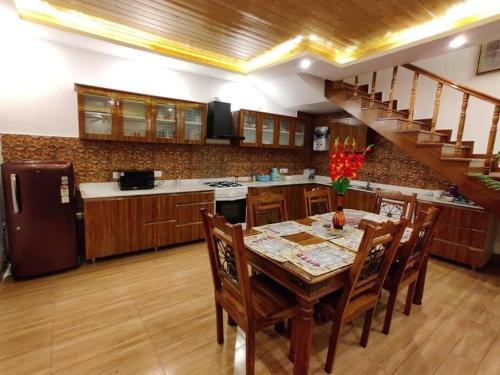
79, 176, 482, 210
79, 181, 215, 199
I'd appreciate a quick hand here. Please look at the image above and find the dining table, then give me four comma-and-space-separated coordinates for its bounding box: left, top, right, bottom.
243, 209, 426, 375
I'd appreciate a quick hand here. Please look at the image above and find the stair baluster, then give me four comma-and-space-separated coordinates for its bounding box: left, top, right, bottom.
353, 76, 359, 97
484, 105, 500, 175
369, 72, 377, 108
430, 82, 443, 135
455, 93, 470, 155
387, 67, 398, 113
407, 72, 419, 128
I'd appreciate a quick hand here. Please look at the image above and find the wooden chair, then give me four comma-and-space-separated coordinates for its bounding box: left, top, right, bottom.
318, 219, 407, 374
304, 187, 332, 216
200, 208, 298, 375
373, 189, 417, 221
381, 206, 440, 334
247, 191, 288, 229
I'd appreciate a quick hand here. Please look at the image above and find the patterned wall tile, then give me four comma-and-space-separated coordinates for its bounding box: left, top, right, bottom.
1, 132, 450, 190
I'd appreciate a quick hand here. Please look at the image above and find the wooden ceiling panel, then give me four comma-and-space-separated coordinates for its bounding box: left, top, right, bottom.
17, 0, 499, 72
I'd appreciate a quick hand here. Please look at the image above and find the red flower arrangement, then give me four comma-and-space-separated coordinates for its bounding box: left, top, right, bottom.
329, 137, 373, 194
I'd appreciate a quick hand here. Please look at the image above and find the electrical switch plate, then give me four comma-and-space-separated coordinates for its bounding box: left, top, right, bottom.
279, 168, 288, 174
154, 170, 163, 178
112, 171, 120, 180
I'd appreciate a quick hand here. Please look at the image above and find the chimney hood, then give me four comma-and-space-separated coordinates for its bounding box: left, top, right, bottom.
207, 100, 244, 140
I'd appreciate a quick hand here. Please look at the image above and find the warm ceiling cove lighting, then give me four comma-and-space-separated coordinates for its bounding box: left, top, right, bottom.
449, 35, 466, 48
300, 59, 311, 69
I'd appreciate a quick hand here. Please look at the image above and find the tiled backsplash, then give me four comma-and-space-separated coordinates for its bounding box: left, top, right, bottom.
0, 134, 312, 183
1, 133, 450, 190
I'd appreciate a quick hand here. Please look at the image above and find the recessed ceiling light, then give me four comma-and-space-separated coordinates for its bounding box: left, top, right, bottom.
300, 59, 311, 69
449, 36, 466, 48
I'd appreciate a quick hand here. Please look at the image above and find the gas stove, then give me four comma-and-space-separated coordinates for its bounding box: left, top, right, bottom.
204, 181, 243, 188
204, 181, 248, 200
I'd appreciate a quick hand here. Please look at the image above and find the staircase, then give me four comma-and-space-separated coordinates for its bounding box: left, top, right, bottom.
325, 64, 500, 216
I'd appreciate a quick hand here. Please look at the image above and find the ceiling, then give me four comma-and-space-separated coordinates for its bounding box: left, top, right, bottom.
13, 0, 500, 73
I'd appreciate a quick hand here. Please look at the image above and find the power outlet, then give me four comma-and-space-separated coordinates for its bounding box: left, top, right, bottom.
279, 168, 288, 174
112, 171, 120, 180
154, 170, 163, 178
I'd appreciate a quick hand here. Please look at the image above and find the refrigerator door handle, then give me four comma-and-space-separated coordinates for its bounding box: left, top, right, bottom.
10, 173, 20, 214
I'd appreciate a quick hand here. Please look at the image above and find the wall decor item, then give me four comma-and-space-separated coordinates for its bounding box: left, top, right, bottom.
313, 126, 330, 151
477, 40, 500, 75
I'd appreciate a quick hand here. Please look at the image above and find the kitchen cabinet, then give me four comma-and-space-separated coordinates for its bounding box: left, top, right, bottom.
83, 191, 214, 261
75, 84, 207, 145
293, 119, 306, 147
416, 201, 495, 269
235, 109, 307, 149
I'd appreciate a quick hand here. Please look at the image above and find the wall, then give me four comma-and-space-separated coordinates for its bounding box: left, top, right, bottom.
347, 46, 500, 154
1, 134, 313, 183
309, 113, 451, 190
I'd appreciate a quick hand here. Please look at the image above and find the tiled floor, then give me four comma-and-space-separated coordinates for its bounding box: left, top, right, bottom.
0, 243, 498, 374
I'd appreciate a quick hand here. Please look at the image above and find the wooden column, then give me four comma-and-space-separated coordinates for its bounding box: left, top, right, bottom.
455, 93, 470, 154
430, 82, 443, 135
484, 105, 500, 175
407, 72, 419, 128
369, 72, 377, 108
353, 75, 359, 97
387, 66, 398, 113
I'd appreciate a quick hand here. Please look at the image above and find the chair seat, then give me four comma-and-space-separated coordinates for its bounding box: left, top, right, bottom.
319, 289, 379, 323
251, 274, 297, 325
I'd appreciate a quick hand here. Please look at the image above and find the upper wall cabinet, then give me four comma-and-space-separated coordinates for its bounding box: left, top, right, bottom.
75, 84, 207, 144
234, 109, 308, 149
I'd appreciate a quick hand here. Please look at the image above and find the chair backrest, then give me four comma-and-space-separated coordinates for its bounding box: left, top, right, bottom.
200, 208, 254, 323
246, 191, 288, 229
304, 187, 332, 216
373, 189, 417, 221
396, 206, 441, 278
339, 219, 407, 310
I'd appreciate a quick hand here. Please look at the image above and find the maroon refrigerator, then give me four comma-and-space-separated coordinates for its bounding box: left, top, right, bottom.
2, 161, 79, 279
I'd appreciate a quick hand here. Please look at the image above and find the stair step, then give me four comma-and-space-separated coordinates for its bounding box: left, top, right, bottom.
417, 142, 470, 149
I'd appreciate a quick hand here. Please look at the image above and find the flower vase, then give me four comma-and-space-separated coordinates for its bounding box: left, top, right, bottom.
332, 194, 346, 230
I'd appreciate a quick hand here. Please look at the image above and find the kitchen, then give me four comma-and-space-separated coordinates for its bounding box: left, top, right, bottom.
1, 0, 500, 374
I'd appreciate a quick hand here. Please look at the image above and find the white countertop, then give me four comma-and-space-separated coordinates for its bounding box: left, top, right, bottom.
79, 181, 214, 199
79, 176, 482, 210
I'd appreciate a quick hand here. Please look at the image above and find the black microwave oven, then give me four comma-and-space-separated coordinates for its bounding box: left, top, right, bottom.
118, 170, 155, 190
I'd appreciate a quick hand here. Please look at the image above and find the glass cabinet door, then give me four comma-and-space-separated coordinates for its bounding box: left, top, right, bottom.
183, 104, 204, 143
81, 94, 114, 137
121, 99, 148, 138
261, 115, 276, 146
294, 120, 305, 147
155, 102, 177, 141
279, 118, 291, 146
242, 113, 257, 145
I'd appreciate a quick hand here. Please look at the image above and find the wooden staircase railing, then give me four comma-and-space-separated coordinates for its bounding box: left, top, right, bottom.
351, 63, 500, 176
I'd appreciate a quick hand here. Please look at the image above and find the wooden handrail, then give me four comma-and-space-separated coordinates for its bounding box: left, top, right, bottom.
402, 63, 500, 106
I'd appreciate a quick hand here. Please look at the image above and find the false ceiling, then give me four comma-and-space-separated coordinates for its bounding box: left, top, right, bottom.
14, 0, 500, 73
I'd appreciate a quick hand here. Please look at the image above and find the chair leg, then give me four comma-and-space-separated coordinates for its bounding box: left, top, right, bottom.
405, 282, 417, 315
360, 307, 375, 348
324, 319, 343, 374
246, 328, 256, 375
215, 302, 224, 344
288, 319, 296, 362
383, 290, 398, 335
228, 315, 237, 327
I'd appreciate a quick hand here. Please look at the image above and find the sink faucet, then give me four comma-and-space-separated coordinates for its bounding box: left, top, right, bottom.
366, 181, 371, 190
176, 177, 181, 187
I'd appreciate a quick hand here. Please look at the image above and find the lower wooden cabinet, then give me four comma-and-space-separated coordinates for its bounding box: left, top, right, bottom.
84, 191, 214, 260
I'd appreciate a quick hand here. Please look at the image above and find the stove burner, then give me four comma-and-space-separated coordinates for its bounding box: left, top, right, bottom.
204, 181, 243, 188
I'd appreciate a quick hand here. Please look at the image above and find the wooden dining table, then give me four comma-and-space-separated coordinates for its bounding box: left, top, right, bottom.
243, 214, 427, 375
